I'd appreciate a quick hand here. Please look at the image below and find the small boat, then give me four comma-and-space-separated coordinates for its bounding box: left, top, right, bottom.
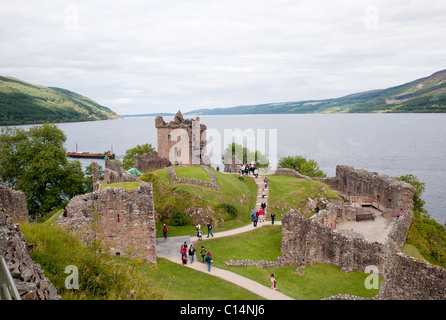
67, 150, 115, 159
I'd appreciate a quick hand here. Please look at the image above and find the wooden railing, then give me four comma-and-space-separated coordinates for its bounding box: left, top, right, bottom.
350, 196, 387, 212
323, 214, 337, 229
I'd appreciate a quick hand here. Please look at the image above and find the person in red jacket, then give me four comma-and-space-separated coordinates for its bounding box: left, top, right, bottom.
163, 224, 168, 239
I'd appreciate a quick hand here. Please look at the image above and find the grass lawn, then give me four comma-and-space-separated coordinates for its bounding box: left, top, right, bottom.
266, 175, 343, 219
201, 225, 381, 300
134, 258, 265, 300
173, 166, 211, 182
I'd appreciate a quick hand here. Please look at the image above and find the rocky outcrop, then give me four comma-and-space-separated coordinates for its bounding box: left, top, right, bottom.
134, 151, 172, 173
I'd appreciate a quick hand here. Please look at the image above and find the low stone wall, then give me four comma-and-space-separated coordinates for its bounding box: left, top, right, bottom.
281, 210, 387, 274
273, 168, 312, 180
103, 158, 141, 185
55, 182, 157, 263
166, 165, 220, 190
0, 185, 28, 222
1, 193, 60, 300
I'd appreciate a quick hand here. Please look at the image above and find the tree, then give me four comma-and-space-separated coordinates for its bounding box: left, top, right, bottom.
223, 142, 269, 168
121, 143, 155, 170
278, 155, 327, 178
395, 174, 428, 217
0, 124, 87, 219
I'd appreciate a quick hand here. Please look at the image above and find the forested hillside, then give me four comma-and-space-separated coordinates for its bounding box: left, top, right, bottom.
0, 76, 121, 125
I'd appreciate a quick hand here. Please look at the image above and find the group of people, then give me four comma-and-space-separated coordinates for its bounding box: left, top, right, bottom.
250, 203, 276, 226
179, 241, 213, 271
195, 222, 214, 241
237, 163, 260, 180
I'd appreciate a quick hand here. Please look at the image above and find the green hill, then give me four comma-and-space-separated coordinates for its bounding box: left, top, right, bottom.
186, 69, 446, 115
0, 76, 121, 125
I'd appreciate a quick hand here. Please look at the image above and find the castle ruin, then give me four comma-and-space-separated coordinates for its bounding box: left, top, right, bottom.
278, 165, 446, 300
155, 110, 209, 166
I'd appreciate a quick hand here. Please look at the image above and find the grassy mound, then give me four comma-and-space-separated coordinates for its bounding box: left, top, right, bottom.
141, 167, 258, 237
266, 175, 343, 218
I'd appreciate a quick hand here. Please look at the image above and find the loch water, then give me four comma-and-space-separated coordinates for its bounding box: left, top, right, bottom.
9, 113, 446, 224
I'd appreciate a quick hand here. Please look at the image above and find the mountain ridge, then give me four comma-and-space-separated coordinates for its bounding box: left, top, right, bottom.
0, 76, 121, 126
185, 69, 446, 115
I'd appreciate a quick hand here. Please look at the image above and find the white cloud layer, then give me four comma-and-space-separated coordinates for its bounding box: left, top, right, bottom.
1, 0, 445, 115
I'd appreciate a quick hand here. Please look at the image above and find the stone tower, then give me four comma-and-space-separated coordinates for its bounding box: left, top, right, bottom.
155, 110, 209, 166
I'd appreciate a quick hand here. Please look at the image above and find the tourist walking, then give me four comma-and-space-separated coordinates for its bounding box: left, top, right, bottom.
270, 212, 276, 224
270, 274, 277, 289
200, 246, 207, 263
197, 228, 203, 241
205, 251, 213, 272
259, 208, 265, 223
229, 165, 232, 173
188, 245, 195, 264
207, 222, 214, 238
180, 244, 187, 265
315, 206, 320, 217
252, 212, 258, 227
239, 170, 244, 181
264, 177, 268, 188
397, 208, 403, 219
262, 189, 266, 199
163, 223, 168, 240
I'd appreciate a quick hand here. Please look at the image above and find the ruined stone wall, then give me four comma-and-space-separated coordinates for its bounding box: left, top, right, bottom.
316, 165, 414, 219
55, 182, 157, 263
379, 251, 446, 300
281, 210, 387, 274
134, 151, 172, 173
103, 158, 141, 185
0, 185, 28, 222
0, 188, 60, 300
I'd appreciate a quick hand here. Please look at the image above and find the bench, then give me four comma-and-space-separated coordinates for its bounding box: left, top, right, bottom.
356, 213, 375, 222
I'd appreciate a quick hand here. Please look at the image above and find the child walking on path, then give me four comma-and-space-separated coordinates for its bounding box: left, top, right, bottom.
270, 274, 277, 290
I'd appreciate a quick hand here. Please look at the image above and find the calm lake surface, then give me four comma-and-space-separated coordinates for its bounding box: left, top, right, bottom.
8, 113, 446, 224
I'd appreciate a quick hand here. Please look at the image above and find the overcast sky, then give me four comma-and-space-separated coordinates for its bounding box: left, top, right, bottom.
1, 0, 445, 115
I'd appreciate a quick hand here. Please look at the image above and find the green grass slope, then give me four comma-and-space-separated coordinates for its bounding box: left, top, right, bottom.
0, 76, 121, 125
141, 167, 258, 237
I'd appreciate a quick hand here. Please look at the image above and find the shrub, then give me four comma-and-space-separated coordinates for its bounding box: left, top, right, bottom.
171, 210, 189, 226
219, 203, 238, 217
